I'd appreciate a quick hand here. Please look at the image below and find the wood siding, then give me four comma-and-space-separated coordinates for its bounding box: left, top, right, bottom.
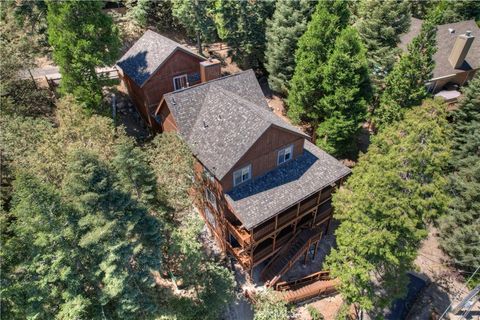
221, 126, 305, 192
120, 49, 204, 127
156, 102, 178, 133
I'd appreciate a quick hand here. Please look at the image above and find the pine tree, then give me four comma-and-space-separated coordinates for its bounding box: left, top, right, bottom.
172, 0, 216, 54
2, 150, 164, 319
356, 0, 410, 85
439, 76, 480, 281
372, 14, 437, 130
253, 289, 290, 320
46, 0, 120, 111
315, 26, 371, 156
326, 99, 451, 316
264, 0, 315, 95
113, 137, 158, 208
214, 0, 275, 69
287, 0, 349, 124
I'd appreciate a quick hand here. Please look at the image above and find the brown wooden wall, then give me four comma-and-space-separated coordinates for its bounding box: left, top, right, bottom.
221, 126, 305, 192
120, 49, 204, 127
143, 50, 204, 110
156, 102, 178, 133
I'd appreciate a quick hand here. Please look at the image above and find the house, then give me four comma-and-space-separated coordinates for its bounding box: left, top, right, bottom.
154, 70, 351, 290
116, 30, 221, 128
400, 19, 480, 92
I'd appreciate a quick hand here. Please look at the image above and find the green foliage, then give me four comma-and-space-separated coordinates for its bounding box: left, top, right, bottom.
253, 289, 290, 320
264, 0, 315, 95
373, 13, 437, 130
147, 133, 195, 212
439, 76, 480, 285
307, 305, 324, 320
113, 137, 158, 208
315, 26, 371, 156
126, 0, 177, 31
46, 0, 120, 111
214, 0, 274, 69
172, 0, 216, 53
2, 150, 163, 319
327, 99, 451, 314
287, 0, 350, 124
356, 0, 410, 84
435, 0, 480, 23
0, 2, 54, 118
409, 0, 437, 19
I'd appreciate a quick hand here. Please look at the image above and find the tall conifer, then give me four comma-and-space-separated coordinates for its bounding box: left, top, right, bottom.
439, 76, 480, 280
327, 99, 451, 315
287, 0, 349, 124
264, 0, 315, 95
316, 26, 371, 156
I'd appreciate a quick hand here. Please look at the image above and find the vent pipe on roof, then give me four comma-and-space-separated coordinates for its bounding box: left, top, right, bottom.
448, 32, 475, 69
448, 28, 455, 33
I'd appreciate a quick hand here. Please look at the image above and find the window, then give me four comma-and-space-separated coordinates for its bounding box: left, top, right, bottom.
205, 188, 217, 209
173, 74, 188, 91
204, 207, 216, 227
233, 165, 251, 186
277, 145, 293, 165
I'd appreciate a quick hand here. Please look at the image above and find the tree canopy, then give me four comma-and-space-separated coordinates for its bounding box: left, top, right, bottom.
264, 0, 315, 95
327, 99, 451, 315
372, 12, 437, 130
214, 0, 274, 69
439, 76, 480, 285
46, 0, 120, 111
287, 0, 350, 124
315, 26, 371, 156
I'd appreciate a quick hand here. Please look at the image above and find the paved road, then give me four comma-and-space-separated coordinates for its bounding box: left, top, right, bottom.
19, 65, 118, 81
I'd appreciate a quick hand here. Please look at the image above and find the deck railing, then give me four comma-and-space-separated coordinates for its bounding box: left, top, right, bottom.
274, 270, 332, 291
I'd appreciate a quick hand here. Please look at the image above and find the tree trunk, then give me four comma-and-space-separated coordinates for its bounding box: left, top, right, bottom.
196, 32, 202, 56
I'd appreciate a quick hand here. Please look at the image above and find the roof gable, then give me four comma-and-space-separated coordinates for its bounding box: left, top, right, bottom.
116, 30, 205, 87
160, 70, 308, 179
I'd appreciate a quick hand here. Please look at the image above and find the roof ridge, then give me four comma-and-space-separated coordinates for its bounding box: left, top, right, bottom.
164, 69, 256, 99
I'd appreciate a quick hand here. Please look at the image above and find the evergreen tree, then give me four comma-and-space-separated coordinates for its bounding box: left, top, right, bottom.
316, 26, 371, 156
326, 99, 451, 316
264, 0, 315, 95
172, 0, 216, 54
439, 76, 480, 282
436, 0, 480, 23
287, 0, 349, 124
46, 0, 120, 111
253, 289, 290, 320
214, 0, 275, 69
113, 137, 158, 208
372, 14, 437, 130
356, 0, 410, 87
2, 151, 163, 319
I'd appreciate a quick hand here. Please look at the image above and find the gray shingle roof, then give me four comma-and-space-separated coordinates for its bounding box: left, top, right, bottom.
433, 20, 480, 79
226, 141, 351, 230
399, 19, 480, 79
162, 70, 309, 180
116, 30, 204, 87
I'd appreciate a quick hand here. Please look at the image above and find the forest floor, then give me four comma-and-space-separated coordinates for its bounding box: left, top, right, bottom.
408, 227, 479, 319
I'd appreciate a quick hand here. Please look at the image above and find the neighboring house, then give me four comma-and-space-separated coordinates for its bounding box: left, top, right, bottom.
400, 19, 480, 92
116, 30, 221, 128
155, 70, 351, 290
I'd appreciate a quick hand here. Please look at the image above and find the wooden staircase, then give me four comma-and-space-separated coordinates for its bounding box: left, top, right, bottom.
260, 227, 322, 287
280, 277, 339, 303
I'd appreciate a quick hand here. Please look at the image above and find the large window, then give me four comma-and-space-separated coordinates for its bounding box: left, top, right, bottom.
173, 74, 188, 91
277, 145, 293, 165
233, 165, 251, 186
205, 188, 217, 209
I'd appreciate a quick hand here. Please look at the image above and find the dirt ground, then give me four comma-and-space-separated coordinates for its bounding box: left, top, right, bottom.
408, 227, 479, 320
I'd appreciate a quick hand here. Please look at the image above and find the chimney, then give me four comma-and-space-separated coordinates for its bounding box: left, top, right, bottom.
200, 59, 221, 83
448, 31, 475, 69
